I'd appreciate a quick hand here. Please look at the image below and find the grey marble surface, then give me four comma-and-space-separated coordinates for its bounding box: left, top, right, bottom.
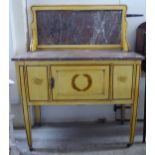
12, 50, 144, 61
36, 10, 122, 45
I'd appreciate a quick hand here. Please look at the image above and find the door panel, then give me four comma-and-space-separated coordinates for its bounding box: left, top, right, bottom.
113, 65, 134, 100
27, 66, 49, 101
52, 66, 109, 100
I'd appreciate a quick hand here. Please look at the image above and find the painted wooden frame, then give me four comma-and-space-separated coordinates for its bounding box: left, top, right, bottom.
30, 5, 128, 51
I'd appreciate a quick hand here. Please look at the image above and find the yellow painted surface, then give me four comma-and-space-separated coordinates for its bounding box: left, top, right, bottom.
52, 66, 109, 100
113, 65, 134, 99
16, 60, 140, 104
24, 60, 141, 65
31, 5, 127, 11
34, 106, 41, 125
37, 45, 122, 51
19, 66, 32, 148
26, 66, 49, 101
14, 5, 143, 149
129, 64, 141, 144
15, 60, 141, 148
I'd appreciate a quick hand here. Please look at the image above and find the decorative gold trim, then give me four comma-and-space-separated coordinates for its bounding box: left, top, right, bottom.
72, 74, 92, 91
30, 5, 128, 51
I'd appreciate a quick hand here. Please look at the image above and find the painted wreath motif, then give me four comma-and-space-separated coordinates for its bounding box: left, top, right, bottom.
71, 74, 92, 91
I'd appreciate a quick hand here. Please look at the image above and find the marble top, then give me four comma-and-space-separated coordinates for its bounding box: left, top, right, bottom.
12, 50, 144, 61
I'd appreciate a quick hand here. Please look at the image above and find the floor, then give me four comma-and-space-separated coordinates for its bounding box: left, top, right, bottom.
14, 122, 145, 155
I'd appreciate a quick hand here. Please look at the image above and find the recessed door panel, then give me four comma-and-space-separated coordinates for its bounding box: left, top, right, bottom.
52, 66, 109, 100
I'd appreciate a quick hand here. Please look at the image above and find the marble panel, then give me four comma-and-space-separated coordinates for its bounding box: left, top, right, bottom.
36, 10, 122, 45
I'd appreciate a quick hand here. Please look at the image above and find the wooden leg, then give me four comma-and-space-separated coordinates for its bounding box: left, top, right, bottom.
129, 64, 141, 145
22, 105, 32, 150
20, 67, 32, 150
34, 106, 41, 126
121, 105, 125, 124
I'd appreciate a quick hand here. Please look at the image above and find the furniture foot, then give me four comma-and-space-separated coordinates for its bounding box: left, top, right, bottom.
29, 147, 34, 151
126, 143, 132, 147
37, 123, 41, 127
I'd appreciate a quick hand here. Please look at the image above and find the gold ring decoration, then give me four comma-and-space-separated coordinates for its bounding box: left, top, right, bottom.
72, 74, 92, 91
32, 78, 43, 85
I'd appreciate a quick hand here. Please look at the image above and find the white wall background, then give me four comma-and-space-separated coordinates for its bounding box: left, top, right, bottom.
9, 0, 146, 127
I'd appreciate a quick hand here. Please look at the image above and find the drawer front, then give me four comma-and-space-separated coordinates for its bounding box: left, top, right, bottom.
27, 66, 49, 101
52, 66, 109, 100
113, 65, 134, 100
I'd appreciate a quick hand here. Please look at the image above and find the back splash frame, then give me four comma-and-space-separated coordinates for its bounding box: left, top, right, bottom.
30, 5, 128, 51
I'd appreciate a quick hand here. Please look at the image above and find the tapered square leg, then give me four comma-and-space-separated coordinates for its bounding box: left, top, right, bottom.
129, 64, 141, 145
34, 106, 41, 126
19, 66, 32, 150
22, 105, 32, 150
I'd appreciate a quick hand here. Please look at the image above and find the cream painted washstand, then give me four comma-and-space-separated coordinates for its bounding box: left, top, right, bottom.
12, 5, 143, 150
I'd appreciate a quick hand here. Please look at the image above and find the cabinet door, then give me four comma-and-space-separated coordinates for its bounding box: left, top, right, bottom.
52, 66, 109, 100
113, 65, 134, 100
27, 66, 49, 101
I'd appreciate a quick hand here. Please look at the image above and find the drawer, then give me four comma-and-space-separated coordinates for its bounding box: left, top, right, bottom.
26, 66, 49, 101
52, 66, 109, 100
113, 65, 134, 100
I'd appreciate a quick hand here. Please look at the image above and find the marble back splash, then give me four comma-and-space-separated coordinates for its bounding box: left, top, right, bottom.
36, 10, 122, 45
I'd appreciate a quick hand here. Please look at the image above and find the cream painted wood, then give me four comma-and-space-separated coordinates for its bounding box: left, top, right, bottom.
129, 64, 141, 144
27, 66, 49, 101
19, 66, 32, 149
52, 66, 109, 100
34, 106, 41, 126
15, 60, 141, 150
12, 4, 143, 150
113, 65, 134, 100
22, 61, 139, 104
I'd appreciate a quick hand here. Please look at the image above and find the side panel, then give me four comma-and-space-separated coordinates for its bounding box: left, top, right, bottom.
113, 65, 134, 100
26, 66, 49, 101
